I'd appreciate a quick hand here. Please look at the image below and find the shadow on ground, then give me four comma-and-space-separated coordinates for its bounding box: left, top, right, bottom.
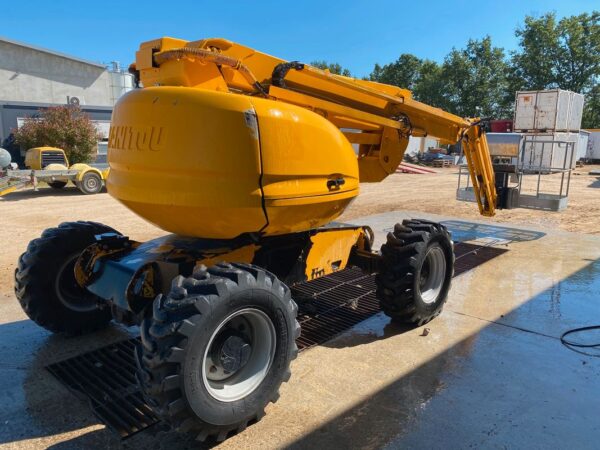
1, 232, 598, 449
588, 177, 600, 188
288, 259, 600, 449
0, 322, 202, 449
441, 220, 546, 243
0, 186, 107, 201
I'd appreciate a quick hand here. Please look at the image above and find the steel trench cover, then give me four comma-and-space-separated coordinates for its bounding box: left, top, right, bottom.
46, 241, 507, 439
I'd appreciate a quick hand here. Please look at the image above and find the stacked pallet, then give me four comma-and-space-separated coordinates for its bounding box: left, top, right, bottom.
430, 159, 452, 168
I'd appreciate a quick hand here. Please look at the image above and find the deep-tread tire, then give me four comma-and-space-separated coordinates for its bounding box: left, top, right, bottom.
48, 181, 67, 189
77, 172, 102, 194
376, 219, 454, 325
136, 262, 300, 443
15, 221, 118, 335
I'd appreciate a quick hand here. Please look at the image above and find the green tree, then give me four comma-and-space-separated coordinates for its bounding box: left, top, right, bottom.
368, 38, 510, 118
310, 60, 352, 76
583, 84, 600, 128
368, 55, 445, 106
365, 11, 600, 125
510, 13, 562, 90
510, 12, 600, 93
510, 11, 600, 127
439, 37, 511, 117
555, 11, 600, 93
14, 106, 99, 164
369, 54, 424, 90
412, 60, 445, 108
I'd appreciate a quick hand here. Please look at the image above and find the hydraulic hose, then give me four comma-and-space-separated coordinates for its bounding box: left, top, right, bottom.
271, 61, 305, 88
153, 48, 268, 95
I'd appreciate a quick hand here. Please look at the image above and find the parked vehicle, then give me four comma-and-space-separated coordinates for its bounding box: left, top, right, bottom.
0, 146, 108, 196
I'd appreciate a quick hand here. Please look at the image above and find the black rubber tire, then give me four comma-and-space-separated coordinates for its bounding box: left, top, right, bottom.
77, 172, 102, 194
14, 221, 118, 335
136, 262, 300, 443
48, 181, 67, 189
376, 219, 454, 325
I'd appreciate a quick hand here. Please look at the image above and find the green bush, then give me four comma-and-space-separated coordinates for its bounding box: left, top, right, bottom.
14, 106, 99, 164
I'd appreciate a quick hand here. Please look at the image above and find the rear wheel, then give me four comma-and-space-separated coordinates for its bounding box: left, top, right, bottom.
14, 221, 118, 335
77, 172, 102, 194
376, 219, 454, 325
48, 181, 67, 189
136, 262, 300, 442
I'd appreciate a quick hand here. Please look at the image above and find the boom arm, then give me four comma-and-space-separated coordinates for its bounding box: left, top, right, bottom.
132, 37, 497, 216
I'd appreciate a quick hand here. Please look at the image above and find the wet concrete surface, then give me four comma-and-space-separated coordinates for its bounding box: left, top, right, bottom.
1, 211, 599, 449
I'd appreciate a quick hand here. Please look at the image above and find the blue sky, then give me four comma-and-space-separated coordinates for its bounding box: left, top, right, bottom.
2, 0, 595, 78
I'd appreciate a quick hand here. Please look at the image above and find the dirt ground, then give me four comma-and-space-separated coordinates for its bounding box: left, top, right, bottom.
341, 164, 600, 233
2, 164, 599, 291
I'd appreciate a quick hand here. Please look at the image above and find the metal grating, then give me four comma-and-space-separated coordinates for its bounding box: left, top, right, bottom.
292, 267, 378, 350
46, 241, 507, 439
292, 242, 508, 349
46, 338, 159, 439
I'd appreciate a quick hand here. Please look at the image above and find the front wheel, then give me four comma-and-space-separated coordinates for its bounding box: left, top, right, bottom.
376, 219, 454, 325
136, 262, 300, 442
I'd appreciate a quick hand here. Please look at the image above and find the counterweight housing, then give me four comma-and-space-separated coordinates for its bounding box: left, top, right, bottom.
108, 87, 359, 238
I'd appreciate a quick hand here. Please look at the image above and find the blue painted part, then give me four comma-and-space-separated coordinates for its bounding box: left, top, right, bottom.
84, 233, 256, 311
86, 257, 143, 310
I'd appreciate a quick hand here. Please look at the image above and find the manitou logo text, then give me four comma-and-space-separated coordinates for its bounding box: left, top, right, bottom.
108, 126, 166, 151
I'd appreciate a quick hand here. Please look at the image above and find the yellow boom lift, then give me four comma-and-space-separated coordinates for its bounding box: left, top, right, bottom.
16, 37, 499, 442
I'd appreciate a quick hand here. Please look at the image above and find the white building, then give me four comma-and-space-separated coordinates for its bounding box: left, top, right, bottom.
0, 36, 133, 164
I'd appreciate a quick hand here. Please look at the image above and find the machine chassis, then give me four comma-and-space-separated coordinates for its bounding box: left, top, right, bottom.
75, 223, 377, 325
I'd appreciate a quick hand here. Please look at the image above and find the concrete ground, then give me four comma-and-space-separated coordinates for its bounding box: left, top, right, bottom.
1, 211, 599, 449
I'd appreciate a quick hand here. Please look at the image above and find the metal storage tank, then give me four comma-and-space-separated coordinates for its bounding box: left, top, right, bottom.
109, 62, 134, 105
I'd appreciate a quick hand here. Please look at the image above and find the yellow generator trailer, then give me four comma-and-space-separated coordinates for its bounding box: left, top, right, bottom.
15, 37, 501, 442
0, 146, 107, 196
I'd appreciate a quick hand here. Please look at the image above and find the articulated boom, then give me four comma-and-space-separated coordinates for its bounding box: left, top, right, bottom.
132, 37, 497, 216
15, 36, 495, 443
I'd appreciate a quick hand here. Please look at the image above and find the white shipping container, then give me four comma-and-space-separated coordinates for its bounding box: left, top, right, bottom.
577, 131, 589, 161
586, 130, 600, 161
569, 93, 585, 131
521, 132, 579, 170
514, 89, 584, 132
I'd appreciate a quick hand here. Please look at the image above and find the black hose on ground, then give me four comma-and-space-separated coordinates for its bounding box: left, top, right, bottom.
560, 325, 600, 357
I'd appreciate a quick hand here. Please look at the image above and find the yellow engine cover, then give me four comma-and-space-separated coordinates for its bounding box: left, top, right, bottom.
107, 87, 359, 239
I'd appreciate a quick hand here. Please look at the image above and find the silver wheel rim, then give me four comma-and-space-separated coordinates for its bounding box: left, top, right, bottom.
202, 308, 276, 402
55, 253, 98, 312
84, 175, 99, 191
418, 244, 447, 304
